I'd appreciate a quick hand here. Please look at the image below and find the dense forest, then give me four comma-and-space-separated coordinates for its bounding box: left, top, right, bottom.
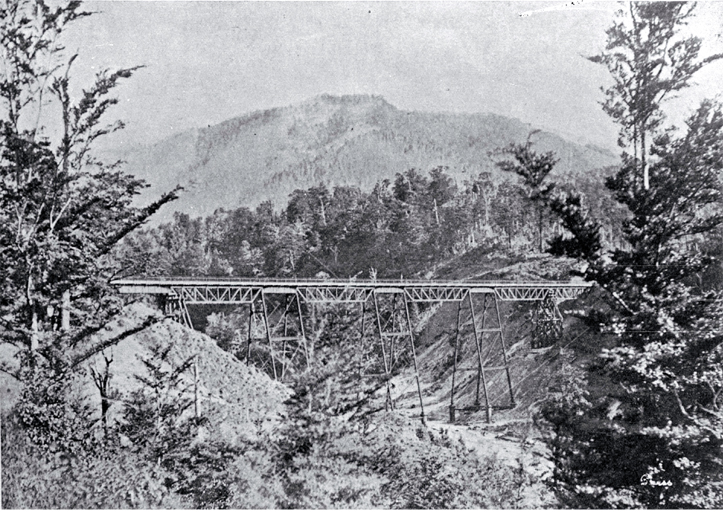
116, 162, 625, 283
3, 0, 723, 509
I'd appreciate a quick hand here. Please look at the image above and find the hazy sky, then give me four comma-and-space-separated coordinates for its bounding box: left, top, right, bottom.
62, 1, 723, 151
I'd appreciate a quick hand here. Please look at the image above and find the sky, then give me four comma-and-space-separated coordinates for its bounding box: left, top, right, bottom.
61, 1, 723, 152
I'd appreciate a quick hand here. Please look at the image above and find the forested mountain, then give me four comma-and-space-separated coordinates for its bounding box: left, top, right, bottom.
118, 94, 617, 222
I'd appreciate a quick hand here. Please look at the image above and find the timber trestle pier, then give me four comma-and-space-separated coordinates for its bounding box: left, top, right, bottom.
112, 277, 591, 424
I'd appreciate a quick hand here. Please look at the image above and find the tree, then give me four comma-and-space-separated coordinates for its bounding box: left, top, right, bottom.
0, 0, 177, 426
427, 166, 457, 226
492, 132, 557, 252
588, 2, 723, 190
546, 191, 602, 260
491, 182, 525, 249
471, 171, 495, 231
543, 3, 723, 506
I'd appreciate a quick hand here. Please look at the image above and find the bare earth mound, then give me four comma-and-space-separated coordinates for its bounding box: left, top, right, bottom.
82, 302, 291, 443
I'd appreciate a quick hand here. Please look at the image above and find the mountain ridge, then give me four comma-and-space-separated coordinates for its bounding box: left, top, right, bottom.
118, 94, 618, 223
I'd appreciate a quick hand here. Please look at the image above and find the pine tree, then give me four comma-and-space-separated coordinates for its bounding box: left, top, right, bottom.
492, 131, 557, 252
544, 3, 723, 506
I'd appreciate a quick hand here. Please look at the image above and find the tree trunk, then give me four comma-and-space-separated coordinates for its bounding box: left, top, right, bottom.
91, 353, 114, 438
319, 197, 327, 226
61, 290, 70, 331
31, 307, 38, 352
641, 127, 649, 190
538, 206, 544, 253
193, 356, 201, 419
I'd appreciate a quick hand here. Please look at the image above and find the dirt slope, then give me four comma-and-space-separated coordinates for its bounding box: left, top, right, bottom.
375, 250, 586, 426
79, 303, 291, 443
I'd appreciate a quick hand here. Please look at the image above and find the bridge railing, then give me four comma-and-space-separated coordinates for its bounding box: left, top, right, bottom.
111, 276, 591, 288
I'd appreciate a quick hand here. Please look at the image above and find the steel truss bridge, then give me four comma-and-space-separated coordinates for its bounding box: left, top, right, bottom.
113, 278, 592, 423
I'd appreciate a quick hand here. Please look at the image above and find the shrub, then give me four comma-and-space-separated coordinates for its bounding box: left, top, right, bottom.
1, 414, 184, 509
14, 363, 97, 455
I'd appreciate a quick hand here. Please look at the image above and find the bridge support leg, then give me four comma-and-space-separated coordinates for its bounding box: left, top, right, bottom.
358, 298, 367, 388
281, 295, 290, 379
254, 291, 308, 380
294, 291, 308, 371
261, 293, 278, 381
181, 298, 193, 330
494, 294, 515, 408
403, 297, 425, 425
469, 293, 491, 423
449, 291, 515, 424
373, 291, 394, 411
247, 301, 256, 363
449, 294, 465, 423
390, 294, 398, 368
164, 296, 193, 330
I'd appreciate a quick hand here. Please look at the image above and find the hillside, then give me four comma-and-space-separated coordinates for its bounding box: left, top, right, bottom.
79, 303, 291, 444
118, 94, 618, 222
357, 249, 591, 425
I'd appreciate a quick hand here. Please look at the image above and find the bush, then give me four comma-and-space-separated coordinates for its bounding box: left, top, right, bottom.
369, 421, 526, 509
1, 414, 184, 509
273, 409, 528, 509
14, 363, 97, 455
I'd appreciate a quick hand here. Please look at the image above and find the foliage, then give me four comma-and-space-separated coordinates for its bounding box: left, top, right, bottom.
121, 162, 602, 286
371, 424, 525, 509
204, 309, 247, 354
492, 131, 558, 252
1, 412, 185, 509
547, 191, 602, 260
120, 346, 194, 444
273, 409, 528, 509
115, 333, 289, 509
541, 3, 723, 507
534, 349, 597, 507
588, 1, 723, 189
14, 361, 96, 454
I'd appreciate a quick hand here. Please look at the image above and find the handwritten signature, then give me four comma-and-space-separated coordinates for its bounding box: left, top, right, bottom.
640, 474, 672, 487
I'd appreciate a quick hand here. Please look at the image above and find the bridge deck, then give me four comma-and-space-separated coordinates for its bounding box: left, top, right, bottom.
112, 277, 592, 303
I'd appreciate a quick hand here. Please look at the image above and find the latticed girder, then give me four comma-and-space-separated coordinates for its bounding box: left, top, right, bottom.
297, 287, 372, 303
405, 287, 478, 302
114, 278, 591, 304
169, 285, 262, 304
493, 285, 586, 302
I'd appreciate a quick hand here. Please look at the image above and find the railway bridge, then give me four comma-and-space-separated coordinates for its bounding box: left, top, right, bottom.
112, 277, 592, 423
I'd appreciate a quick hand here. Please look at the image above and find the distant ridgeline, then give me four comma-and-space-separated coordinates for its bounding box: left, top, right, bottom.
117, 94, 618, 223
